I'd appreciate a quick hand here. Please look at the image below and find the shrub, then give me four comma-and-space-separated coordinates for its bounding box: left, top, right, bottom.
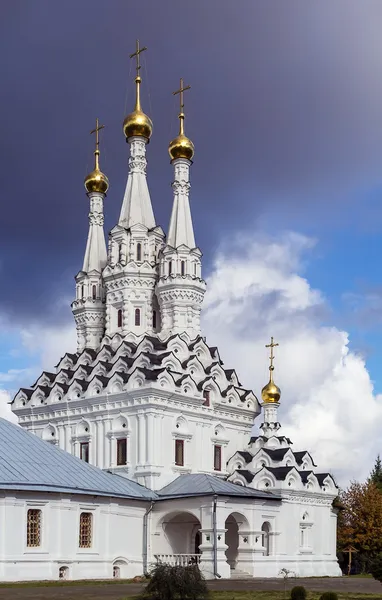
319, 593, 338, 600
143, 563, 209, 600
370, 553, 382, 583
290, 586, 307, 600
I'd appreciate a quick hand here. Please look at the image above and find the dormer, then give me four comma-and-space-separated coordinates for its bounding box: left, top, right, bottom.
67, 379, 89, 401
167, 335, 189, 361
77, 348, 97, 367
175, 373, 198, 397
188, 337, 213, 366
55, 352, 78, 373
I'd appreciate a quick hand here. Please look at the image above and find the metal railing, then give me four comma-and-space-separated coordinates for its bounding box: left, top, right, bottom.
154, 554, 201, 566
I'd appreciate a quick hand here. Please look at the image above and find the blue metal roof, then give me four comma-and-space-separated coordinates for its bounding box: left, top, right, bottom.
0, 419, 155, 500
157, 473, 281, 500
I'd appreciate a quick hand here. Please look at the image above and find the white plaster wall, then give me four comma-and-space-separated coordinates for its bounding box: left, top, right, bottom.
22, 397, 252, 491
0, 491, 147, 582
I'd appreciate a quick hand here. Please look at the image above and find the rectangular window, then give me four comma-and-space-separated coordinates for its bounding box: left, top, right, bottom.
203, 390, 210, 406
117, 438, 127, 466
27, 509, 42, 547
80, 442, 89, 463
79, 512, 92, 548
214, 445, 222, 471
175, 439, 184, 466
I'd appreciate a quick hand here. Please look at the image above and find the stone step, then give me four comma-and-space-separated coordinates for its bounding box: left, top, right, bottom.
230, 568, 251, 579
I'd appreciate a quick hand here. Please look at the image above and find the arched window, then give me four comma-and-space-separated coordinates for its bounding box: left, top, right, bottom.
261, 522, 271, 556
194, 262, 197, 275
136, 242, 142, 262
79, 512, 92, 548
181, 261, 185, 276
27, 509, 42, 547
152, 310, 157, 329
135, 308, 141, 327
117, 309, 123, 328
92, 285, 97, 300
81, 285, 85, 299
168, 261, 172, 276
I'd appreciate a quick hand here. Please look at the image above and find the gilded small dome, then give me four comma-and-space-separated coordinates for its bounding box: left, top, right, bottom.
169, 133, 194, 161
261, 376, 281, 404
123, 109, 153, 141
84, 166, 109, 195
123, 76, 152, 141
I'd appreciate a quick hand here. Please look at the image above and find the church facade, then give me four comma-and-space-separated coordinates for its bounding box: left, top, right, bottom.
9, 46, 341, 581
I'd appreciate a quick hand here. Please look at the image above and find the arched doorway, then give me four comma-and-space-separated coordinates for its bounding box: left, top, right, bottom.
112, 558, 129, 578
158, 511, 202, 563
194, 531, 201, 555
225, 515, 239, 568
58, 566, 69, 579
261, 521, 271, 556
225, 512, 250, 572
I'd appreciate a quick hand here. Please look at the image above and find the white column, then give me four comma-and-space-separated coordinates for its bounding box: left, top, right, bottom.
146, 412, 155, 464
96, 420, 103, 468
137, 411, 146, 466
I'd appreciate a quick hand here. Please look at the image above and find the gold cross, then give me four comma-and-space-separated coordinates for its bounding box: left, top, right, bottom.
130, 39, 147, 77
90, 118, 105, 152
173, 77, 191, 112
265, 336, 279, 370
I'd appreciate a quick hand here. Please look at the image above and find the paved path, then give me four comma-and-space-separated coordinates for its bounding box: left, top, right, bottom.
0, 577, 380, 600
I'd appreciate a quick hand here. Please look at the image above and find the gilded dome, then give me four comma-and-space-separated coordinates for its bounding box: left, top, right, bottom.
84, 166, 109, 195
123, 76, 153, 141
168, 113, 194, 161
261, 376, 281, 404
169, 132, 195, 161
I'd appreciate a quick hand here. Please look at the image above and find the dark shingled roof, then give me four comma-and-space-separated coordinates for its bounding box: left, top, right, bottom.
263, 448, 290, 461
299, 470, 313, 484
237, 451, 253, 463
316, 473, 333, 487
235, 469, 255, 483
293, 451, 317, 467
265, 466, 294, 480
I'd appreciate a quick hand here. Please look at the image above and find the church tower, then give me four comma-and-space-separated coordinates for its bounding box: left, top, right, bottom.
102, 42, 165, 339
156, 79, 206, 338
72, 120, 108, 352
259, 337, 282, 436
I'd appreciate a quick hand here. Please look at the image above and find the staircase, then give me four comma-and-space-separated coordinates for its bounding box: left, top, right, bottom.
230, 567, 251, 579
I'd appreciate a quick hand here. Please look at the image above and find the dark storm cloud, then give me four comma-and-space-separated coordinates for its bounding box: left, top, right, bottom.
1, 0, 382, 322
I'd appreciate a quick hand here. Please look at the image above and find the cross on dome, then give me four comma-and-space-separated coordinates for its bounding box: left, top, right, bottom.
261, 336, 281, 404
84, 118, 109, 195
169, 77, 194, 161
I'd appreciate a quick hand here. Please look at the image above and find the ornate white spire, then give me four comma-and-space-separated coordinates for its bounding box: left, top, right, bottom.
260, 337, 282, 437
118, 137, 156, 229
72, 120, 108, 352
82, 118, 108, 272
119, 40, 156, 229
156, 79, 206, 339
167, 161, 195, 248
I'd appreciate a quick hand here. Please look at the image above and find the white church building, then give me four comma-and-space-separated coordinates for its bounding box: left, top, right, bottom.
7, 46, 341, 581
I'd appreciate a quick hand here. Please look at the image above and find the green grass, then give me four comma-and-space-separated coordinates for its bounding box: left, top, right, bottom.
204, 594, 380, 600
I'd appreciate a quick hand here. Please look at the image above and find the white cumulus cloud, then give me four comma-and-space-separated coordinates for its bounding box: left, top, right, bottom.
202, 231, 382, 486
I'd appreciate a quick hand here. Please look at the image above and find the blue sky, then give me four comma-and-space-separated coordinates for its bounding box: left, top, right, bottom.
2, 0, 382, 465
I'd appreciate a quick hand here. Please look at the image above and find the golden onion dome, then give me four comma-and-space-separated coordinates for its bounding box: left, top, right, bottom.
84, 119, 109, 195
84, 164, 109, 195
123, 76, 153, 141
261, 374, 281, 404
169, 113, 194, 161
